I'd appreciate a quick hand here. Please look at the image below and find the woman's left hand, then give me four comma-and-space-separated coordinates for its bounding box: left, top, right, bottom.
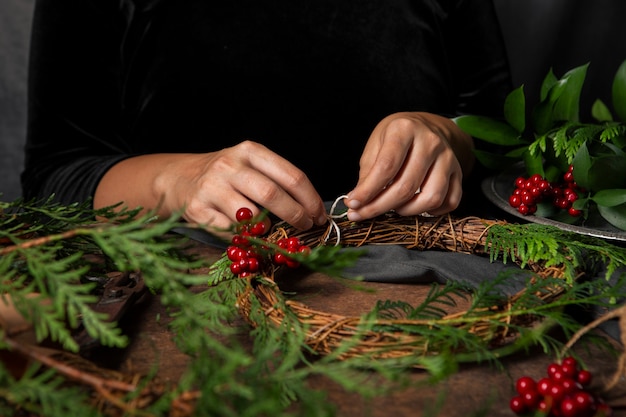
344, 112, 474, 221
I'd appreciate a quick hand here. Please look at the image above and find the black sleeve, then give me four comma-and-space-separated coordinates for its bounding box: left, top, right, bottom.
22, 0, 131, 204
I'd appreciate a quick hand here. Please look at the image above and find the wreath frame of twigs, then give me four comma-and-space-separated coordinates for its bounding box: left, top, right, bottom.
235, 213, 571, 364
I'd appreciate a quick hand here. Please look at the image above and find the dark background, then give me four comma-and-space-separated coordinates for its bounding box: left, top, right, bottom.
2, 0, 626, 201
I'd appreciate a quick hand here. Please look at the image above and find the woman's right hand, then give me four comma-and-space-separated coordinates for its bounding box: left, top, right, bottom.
94, 140, 328, 234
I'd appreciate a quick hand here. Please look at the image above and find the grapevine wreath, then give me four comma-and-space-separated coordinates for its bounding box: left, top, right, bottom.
213, 202, 623, 365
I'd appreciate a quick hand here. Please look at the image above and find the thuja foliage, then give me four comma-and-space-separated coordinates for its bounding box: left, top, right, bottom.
486, 222, 626, 282
0, 198, 409, 416
1, 197, 625, 416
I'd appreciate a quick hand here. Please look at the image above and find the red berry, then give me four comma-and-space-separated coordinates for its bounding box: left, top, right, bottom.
248, 221, 267, 236
231, 234, 249, 247
568, 207, 582, 217
230, 261, 244, 275
551, 368, 566, 383
563, 171, 575, 183
247, 257, 260, 273
561, 362, 578, 379
537, 377, 553, 396
236, 207, 254, 222
555, 197, 572, 210
576, 370, 592, 387
560, 377, 582, 395
286, 237, 301, 250
515, 177, 526, 189
565, 191, 579, 203
530, 174, 544, 184
547, 362, 561, 376
560, 397, 579, 417
530, 186, 543, 198
572, 391, 596, 415
516, 376, 536, 395
509, 396, 527, 414
537, 399, 550, 414
546, 382, 566, 404
551, 187, 564, 199
518, 204, 530, 215
227, 246, 246, 262
538, 179, 551, 192
522, 192, 535, 205
273, 252, 287, 265
561, 356, 578, 367
285, 259, 301, 269
509, 194, 522, 208
298, 245, 311, 255
521, 390, 541, 408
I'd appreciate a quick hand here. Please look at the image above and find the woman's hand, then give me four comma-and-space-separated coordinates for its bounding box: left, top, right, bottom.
344, 112, 474, 221
95, 141, 328, 234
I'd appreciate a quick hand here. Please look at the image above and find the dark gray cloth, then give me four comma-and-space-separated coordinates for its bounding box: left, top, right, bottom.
341, 245, 529, 294
343, 244, 623, 341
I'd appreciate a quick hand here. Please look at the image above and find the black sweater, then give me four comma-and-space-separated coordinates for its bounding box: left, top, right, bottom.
23, 0, 511, 203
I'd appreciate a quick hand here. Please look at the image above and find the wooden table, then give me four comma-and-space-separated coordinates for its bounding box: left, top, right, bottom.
100, 244, 625, 417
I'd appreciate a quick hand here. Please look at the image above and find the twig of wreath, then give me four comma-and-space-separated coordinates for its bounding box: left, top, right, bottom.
560, 303, 626, 393
235, 212, 573, 364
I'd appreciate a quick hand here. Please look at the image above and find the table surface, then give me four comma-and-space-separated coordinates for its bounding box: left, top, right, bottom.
94, 244, 625, 417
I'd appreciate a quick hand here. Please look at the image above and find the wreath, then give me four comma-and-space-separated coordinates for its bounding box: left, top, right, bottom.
223, 210, 608, 364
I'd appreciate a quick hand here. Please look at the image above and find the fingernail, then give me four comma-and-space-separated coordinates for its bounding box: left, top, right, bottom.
347, 211, 362, 222
316, 214, 328, 225
301, 217, 314, 230
346, 199, 361, 210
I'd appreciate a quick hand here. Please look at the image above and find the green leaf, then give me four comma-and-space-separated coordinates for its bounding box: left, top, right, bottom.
611, 59, 626, 123
503, 86, 526, 133
572, 143, 592, 190
505, 146, 530, 158
532, 64, 588, 134
523, 150, 544, 177
533, 69, 562, 134
587, 155, 626, 191
552, 63, 588, 123
454, 116, 523, 145
591, 99, 613, 122
591, 189, 626, 207
597, 203, 626, 231
539, 68, 559, 101
532, 97, 557, 135
473, 149, 521, 171
543, 164, 564, 183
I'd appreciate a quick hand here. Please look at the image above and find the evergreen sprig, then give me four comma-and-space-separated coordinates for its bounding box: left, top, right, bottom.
0, 364, 98, 417
485, 222, 626, 281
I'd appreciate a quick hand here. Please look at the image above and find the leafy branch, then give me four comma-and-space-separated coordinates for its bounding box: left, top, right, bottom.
455, 60, 626, 230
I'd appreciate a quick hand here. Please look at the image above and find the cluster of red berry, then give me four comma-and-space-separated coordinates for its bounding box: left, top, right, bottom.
510, 357, 612, 417
226, 207, 310, 277
508, 165, 582, 217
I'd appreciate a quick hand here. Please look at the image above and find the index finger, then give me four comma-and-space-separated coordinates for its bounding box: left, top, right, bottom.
242, 143, 328, 228
346, 133, 413, 209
